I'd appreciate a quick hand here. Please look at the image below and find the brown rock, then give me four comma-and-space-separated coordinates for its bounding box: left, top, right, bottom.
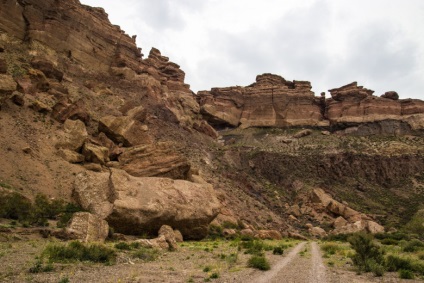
31, 59, 63, 81
193, 121, 219, 139
255, 230, 282, 240
198, 73, 327, 128
293, 129, 312, 138
118, 142, 190, 179
310, 226, 327, 238
99, 110, 151, 147
329, 82, 374, 102
52, 99, 90, 124
58, 149, 85, 163
30, 100, 52, 113
73, 169, 221, 240
333, 216, 348, 229
174, 230, 184, 243
381, 91, 399, 100
158, 225, 178, 250
66, 212, 109, 243
366, 220, 385, 234
84, 163, 103, 172
136, 235, 169, 250
11, 91, 25, 106
0, 75, 17, 102
55, 119, 88, 151
73, 171, 115, 219
82, 142, 109, 165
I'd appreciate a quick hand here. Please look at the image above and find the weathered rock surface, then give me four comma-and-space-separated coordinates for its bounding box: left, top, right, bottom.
199, 78, 424, 134
198, 73, 327, 128
73, 169, 221, 240
66, 212, 109, 243
55, 119, 88, 151
118, 142, 190, 179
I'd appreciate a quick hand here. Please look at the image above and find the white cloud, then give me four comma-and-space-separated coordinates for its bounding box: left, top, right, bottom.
80, 0, 424, 99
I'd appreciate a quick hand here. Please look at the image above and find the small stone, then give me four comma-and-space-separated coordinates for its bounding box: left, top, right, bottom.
22, 147, 31, 154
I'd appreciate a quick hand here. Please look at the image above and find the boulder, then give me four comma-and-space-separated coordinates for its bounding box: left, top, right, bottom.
240, 229, 255, 238
174, 230, 184, 243
30, 100, 52, 113
31, 59, 64, 81
73, 171, 115, 219
223, 229, 237, 238
52, 99, 90, 124
293, 129, 312, 139
118, 142, 190, 179
99, 112, 151, 147
136, 235, 169, 250
333, 216, 348, 229
58, 148, 85, 163
366, 220, 385, 234
0, 74, 17, 95
158, 225, 178, 250
381, 91, 399, 100
310, 226, 327, 238
73, 169, 221, 240
82, 142, 109, 165
254, 230, 282, 240
55, 119, 88, 151
66, 212, 109, 242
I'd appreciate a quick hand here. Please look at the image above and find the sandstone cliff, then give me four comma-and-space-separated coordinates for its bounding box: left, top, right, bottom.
198, 77, 424, 135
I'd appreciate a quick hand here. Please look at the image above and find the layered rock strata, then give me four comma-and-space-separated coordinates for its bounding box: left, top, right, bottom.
199, 78, 424, 134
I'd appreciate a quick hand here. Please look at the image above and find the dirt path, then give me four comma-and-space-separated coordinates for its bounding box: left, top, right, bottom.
249, 241, 329, 283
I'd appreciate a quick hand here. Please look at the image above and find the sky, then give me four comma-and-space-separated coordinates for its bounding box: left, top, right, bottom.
80, 0, 424, 100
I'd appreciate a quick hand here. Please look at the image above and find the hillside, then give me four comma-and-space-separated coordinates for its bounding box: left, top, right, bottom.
1, 0, 424, 243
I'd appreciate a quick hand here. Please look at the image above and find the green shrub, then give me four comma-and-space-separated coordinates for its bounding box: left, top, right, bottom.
348, 233, 384, 272
403, 239, 424, 252
114, 242, 131, 250
207, 225, 223, 239
0, 192, 32, 221
58, 277, 70, 283
132, 247, 159, 262
239, 240, 268, 255
404, 210, 424, 236
368, 259, 385, 277
380, 238, 399, 245
385, 255, 412, 272
43, 241, 116, 264
203, 266, 211, 272
272, 246, 284, 255
399, 269, 415, 279
28, 259, 54, 273
210, 272, 219, 279
248, 255, 270, 271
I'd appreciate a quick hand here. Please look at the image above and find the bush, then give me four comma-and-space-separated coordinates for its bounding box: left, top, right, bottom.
0, 192, 32, 221
399, 269, 415, 279
28, 260, 54, 273
207, 225, 223, 239
403, 239, 424, 252
385, 255, 412, 272
239, 240, 268, 255
132, 247, 159, 262
210, 272, 219, 279
348, 233, 384, 272
404, 210, 424, 237
321, 242, 344, 256
114, 242, 131, 250
43, 241, 116, 264
272, 246, 284, 255
380, 238, 399, 245
248, 255, 270, 271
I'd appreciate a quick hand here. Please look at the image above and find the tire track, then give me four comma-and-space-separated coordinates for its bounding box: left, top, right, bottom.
310, 241, 328, 283
248, 241, 307, 283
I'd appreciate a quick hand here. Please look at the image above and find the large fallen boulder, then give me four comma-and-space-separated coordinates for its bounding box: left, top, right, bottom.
73, 169, 221, 240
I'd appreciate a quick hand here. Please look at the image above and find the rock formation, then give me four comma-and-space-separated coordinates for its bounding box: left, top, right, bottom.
73, 169, 221, 240
199, 78, 424, 134
198, 73, 327, 128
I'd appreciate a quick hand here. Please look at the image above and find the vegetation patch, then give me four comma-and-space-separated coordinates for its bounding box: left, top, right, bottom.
43, 241, 116, 264
247, 255, 270, 271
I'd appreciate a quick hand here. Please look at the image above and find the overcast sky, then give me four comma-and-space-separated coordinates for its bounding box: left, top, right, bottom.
80, 0, 424, 100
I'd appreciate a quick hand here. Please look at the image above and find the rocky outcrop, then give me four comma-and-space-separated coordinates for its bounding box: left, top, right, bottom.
73, 169, 221, 240
310, 188, 384, 235
199, 78, 424, 134
327, 82, 424, 134
118, 142, 190, 179
198, 73, 327, 128
55, 119, 88, 152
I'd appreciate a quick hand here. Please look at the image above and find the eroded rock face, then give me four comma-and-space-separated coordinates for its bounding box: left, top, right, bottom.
118, 142, 190, 179
327, 82, 424, 134
66, 212, 109, 243
73, 169, 221, 240
198, 74, 326, 128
